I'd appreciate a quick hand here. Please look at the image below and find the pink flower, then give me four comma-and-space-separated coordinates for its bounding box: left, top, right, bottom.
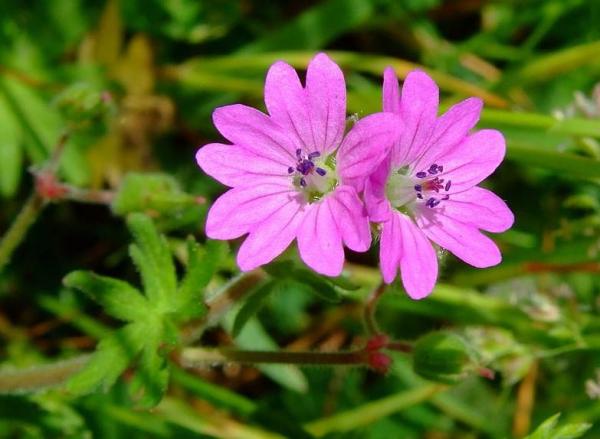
365, 69, 514, 299
196, 53, 400, 276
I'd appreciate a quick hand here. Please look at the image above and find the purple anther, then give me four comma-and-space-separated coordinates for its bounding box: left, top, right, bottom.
308, 151, 321, 159
416, 171, 427, 178
296, 149, 302, 158
431, 199, 441, 207
297, 160, 315, 175
428, 164, 439, 175
416, 193, 423, 199
414, 184, 422, 192
316, 167, 327, 176
438, 165, 444, 172
288, 167, 294, 174
445, 180, 451, 191
442, 195, 449, 200
300, 177, 307, 187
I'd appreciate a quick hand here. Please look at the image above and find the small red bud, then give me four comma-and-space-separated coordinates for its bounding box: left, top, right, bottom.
368, 352, 392, 374
36, 173, 68, 200
366, 334, 389, 351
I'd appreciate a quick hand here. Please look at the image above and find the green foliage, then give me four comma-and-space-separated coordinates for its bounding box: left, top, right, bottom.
526, 413, 592, 439
1, 0, 600, 437
63, 213, 222, 407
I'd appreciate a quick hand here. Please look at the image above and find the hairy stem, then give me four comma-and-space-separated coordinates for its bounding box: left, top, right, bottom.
0, 131, 71, 272
181, 346, 369, 367
0, 354, 90, 394
363, 282, 386, 336
0, 193, 45, 272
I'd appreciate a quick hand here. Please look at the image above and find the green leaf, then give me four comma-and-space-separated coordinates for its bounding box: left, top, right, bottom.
67, 323, 146, 395
240, 0, 375, 53
265, 260, 341, 303
129, 323, 170, 409
175, 238, 226, 320
0, 95, 23, 197
127, 213, 177, 309
525, 413, 592, 439
224, 313, 308, 393
232, 280, 276, 338
63, 270, 150, 322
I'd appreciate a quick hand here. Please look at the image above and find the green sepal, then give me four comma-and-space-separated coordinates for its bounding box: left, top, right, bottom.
413, 331, 477, 384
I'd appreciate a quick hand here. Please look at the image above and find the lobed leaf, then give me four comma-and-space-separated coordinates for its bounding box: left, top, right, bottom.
63, 271, 150, 322
127, 213, 177, 310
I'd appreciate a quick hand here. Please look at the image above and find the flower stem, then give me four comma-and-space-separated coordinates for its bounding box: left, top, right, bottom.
363, 282, 386, 336
0, 131, 71, 273
181, 346, 369, 367
0, 193, 45, 272
0, 354, 90, 393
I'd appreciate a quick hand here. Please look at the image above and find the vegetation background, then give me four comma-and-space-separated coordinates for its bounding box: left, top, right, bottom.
0, 0, 599, 437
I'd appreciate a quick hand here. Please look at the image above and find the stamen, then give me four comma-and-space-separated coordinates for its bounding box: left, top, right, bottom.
416, 171, 427, 178
445, 180, 451, 191
296, 149, 302, 158
428, 164, 439, 175
308, 151, 321, 159
438, 165, 444, 172
442, 195, 449, 200
288, 167, 294, 174
414, 184, 422, 192
300, 177, 307, 187
316, 167, 327, 176
416, 193, 423, 199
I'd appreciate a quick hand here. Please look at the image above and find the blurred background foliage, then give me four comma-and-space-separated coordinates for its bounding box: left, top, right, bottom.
0, 0, 599, 437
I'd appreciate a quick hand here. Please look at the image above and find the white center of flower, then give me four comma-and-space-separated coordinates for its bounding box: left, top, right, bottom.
386, 163, 452, 213
288, 149, 338, 202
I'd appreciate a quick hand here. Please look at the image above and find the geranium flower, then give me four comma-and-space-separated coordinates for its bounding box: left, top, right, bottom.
197, 54, 400, 276
365, 68, 514, 299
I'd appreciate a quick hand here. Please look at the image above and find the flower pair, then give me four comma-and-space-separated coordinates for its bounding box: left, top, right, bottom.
196, 53, 513, 299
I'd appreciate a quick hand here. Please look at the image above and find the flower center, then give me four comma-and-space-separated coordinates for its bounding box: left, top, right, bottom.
288, 149, 338, 202
386, 163, 451, 213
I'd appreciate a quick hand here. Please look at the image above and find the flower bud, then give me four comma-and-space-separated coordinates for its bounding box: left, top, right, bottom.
412, 331, 478, 384
111, 173, 204, 228
54, 83, 116, 130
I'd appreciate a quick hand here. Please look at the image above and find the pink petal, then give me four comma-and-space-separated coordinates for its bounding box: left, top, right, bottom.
328, 186, 371, 252
264, 60, 310, 152
196, 143, 286, 187
436, 129, 506, 193
212, 104, 296, 165
412, 97, 483, 171
205, 182, 298, 240
397, 214, 438, 300
440, 186, 514, 233
383, 66, 400, 113
379, 213, 402, 283
364, 158, 393, 222
338, 112, 401, 190
416, 210, 502, 268
394, 70, 439, 166
296, 198, 345, 276
306, 53, 347, 153
237, 196, 304, 271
